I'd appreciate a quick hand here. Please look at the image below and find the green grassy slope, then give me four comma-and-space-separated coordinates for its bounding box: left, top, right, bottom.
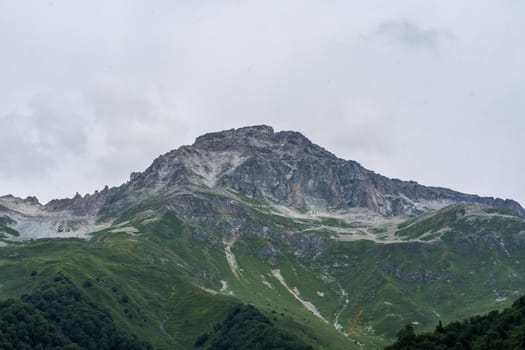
1, 202, 525, 349
0, 219, 357, 349
386, 295, 525, 349
0, 237, 236, 349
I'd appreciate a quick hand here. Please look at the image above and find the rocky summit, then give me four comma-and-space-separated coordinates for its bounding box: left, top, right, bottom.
4, 125, 523, 242
32, 125, 525, 217
1, 126, 525, 350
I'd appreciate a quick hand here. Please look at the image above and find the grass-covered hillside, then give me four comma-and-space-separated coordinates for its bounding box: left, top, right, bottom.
1, 198, 525, 349
0, 213, 357, 349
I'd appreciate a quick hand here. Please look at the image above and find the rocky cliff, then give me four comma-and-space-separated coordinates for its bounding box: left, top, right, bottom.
35, 125, 524, 218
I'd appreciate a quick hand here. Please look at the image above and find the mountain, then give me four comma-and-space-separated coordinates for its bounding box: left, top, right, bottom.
1, 125, 525, 349
2, 125, 522, 240
41, 125, 525, 216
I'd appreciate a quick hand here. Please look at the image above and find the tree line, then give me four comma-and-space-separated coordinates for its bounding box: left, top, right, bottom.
387, 296, 525, 349
195, 304, 313, 350
0, 273, 152, 350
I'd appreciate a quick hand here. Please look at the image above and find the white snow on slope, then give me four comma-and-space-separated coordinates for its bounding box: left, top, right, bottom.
224, 236, 241, 279
333, 284, 349, 332
271, 269, 328, 323
0, 196, 110, 241
110, 227, 139, 234
260, 274, 274, 289
183, 150, 248, 188
265, 200, 453, 244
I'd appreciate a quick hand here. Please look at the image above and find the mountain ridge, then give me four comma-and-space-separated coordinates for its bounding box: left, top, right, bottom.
9, 125, 522, 218
2, 126, 525, 349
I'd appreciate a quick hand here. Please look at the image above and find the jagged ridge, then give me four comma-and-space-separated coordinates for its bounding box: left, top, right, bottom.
35, 125, 525, 218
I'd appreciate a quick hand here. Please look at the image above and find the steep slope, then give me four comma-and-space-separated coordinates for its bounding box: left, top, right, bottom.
40, 125, 525, 217
0, 195, 107, 240
1, 125, 525, 349
0, 218, 360, 349
3, 125, 521, 241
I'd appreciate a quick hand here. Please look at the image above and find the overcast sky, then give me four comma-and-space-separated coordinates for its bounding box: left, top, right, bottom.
1, 1, 524, 206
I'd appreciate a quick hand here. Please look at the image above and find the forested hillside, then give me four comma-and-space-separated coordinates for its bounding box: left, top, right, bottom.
0, 274, 152, 350
195, 304, 313, 350
387, 295, 525, 349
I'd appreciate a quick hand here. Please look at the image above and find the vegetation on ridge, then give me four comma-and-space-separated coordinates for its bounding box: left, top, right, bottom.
387, 295, 525, 349
195, 304, 313, 350
0, 274, 152, 349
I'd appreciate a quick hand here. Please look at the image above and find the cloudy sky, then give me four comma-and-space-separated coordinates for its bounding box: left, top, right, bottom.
1, 1, 524, 205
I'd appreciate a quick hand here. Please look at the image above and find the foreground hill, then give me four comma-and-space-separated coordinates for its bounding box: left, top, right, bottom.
0, 274, 152, 350
387, 294, 525, 349
1, 125, 525, 349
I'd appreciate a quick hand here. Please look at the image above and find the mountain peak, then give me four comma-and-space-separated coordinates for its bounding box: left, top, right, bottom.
193, 125, 275, 150
5, 125, 523, 219
191, 125, 335, 161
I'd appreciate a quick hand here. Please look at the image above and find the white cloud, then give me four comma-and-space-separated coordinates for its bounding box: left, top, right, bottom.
0, 1, 524, 206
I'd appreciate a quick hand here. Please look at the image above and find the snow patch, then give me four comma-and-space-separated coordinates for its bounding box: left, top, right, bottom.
224, 236, 241, 279
219, 280, 233, 294
262, 280, 274, 289
260, 275, 274, 289
220, 280, 228, 292
114, 220, 130, 227
333, 283, 349, 332
110, 226, 139, 234
0, 197, 110, 241
193, 283, 217, 295
184, 150, 248, 188
0, 196, 45, 216
271, 269, 328, 323
412, 199, 455, 212
266, 202, 444, 244
141, 217, 159, 225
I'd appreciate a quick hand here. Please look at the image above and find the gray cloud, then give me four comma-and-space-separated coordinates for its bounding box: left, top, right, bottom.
368, 18, 455, 48
0, 97, 87, 179
0, 84, 188, 201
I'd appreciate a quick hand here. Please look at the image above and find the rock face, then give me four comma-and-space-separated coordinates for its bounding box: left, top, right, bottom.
0, 195, 106, 240
33, 125, 524, 218
45, 186, 116, 217
2, 125, 524, 348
